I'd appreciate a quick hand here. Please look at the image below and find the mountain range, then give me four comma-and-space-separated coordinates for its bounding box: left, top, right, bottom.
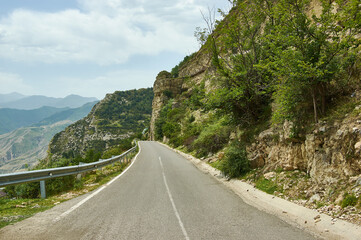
0, 107, 67, 135
0, 92, 25, 104
0, 93, 98, 110
0, 101, 98, 173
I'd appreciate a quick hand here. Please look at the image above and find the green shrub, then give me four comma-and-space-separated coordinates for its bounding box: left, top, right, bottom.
5, 182, 40, 199
219, 141, 250, 178
163, 90, 173, 99
193, 118, 230, 157
341, 194, 358, 208
46, 176, 76, 196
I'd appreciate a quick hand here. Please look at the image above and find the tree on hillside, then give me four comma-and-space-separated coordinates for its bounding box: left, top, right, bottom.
202, 0, 360, 125
262, 0, 361, 123
204, 0, 274, 126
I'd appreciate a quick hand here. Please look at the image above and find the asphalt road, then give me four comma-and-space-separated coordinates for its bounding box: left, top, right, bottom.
0, 141, 316, 239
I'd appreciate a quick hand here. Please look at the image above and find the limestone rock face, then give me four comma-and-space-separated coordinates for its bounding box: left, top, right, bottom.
150, 71, 184, 140
149, 50, 214, 141
248, 117, 361, 184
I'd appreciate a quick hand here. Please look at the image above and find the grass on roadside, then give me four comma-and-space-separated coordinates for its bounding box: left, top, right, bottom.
0, 158, 133, 229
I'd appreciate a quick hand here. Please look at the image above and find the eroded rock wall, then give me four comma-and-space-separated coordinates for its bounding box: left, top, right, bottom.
248, 112, 361, 184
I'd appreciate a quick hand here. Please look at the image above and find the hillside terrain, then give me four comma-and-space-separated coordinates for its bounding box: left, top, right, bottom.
149, 0, 361, 224
0, 102, 98, 173
0, 121, 71, 174
41, 88, 153, 168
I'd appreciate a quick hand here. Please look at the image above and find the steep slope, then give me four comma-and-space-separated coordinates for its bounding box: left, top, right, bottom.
44, 88, 153, 166
0, 94, 97, 110
0, 102, 98, 173
0, 122, 71, 174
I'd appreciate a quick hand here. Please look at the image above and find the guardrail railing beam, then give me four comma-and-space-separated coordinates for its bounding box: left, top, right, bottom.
0, 144, 137, 199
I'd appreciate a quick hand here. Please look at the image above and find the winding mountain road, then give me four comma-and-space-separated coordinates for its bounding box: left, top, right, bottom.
0, 141, 316, 239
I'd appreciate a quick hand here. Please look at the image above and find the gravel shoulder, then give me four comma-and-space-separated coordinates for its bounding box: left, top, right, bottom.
160, 142, 361, 240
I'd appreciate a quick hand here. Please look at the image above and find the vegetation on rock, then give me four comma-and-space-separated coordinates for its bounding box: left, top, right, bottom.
153, 0, 361, 185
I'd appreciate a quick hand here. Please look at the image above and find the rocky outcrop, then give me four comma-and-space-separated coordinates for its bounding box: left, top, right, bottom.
248, 107, 361, 184
150, 71, 183, 140
149, 49, 214, 140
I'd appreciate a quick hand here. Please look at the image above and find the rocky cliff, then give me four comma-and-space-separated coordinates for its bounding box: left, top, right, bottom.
248, 108, 361, 185
149, 48, 213, 140
150, 71, 183, 140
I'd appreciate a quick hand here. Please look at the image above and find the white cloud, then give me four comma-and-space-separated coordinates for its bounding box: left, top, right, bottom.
0, 0, 225, 65
55, 69, 158, 99
0, 71, 33, 94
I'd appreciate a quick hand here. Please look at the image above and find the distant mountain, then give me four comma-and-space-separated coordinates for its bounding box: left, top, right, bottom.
0, 94, 98, 110
54, 95, 98, 109
0, 121, 72, 174
0, 92, 26, 104
33, 101, 98, 126
0, 106, 68, 135
0, 101, 98, 173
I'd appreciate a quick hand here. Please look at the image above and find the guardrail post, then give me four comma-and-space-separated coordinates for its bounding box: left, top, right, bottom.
40, 180, 46, 199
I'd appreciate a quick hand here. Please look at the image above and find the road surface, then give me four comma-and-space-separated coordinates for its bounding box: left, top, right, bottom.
0, 141, 316, 239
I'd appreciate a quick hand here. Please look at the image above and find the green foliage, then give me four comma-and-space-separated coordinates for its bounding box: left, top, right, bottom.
260, 0, 361, 123
193, 117, 231, 157
219, 141, 250, 178
203, 0, 361, 127
94, 88, 153, 134
206, 0, 273, 126
155, 100, 174, 140
162, 90, 173, 99
84, 149, 102, 163
0, 198, 54, 229
341, 193, 358, 208
5, 182, 40, 199
101, 139, 132, 159
255, 178, 283, 195
171, 53, 195, 78
185, 82, 206, 110
46, 176, 76, 196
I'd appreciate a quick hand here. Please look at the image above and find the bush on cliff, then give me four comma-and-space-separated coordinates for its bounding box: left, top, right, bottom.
219, 141, 250, 178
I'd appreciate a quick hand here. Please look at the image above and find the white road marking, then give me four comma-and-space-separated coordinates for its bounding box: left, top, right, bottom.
53, 143, 142, 222
159, 156, 190, 240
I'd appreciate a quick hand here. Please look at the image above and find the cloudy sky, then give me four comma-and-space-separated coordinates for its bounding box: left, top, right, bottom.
0, 0, 230, 100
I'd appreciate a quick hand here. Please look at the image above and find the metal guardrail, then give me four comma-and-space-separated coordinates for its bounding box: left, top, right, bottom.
0, 145, 137, 198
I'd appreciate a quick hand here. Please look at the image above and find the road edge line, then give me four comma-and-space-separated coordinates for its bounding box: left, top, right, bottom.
156, 142, 361, 240
53, 142, 142, 222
